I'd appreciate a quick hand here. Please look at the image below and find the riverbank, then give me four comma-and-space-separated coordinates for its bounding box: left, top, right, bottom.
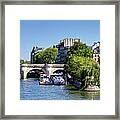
67, 79, 100, 92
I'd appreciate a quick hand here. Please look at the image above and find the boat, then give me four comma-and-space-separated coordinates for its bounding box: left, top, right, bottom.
39, 76, 52, 85
39, 75, 65, 85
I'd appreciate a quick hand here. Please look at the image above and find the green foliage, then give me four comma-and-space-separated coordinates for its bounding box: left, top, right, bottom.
20, 59, 30, 64
34, 51, 44, 64
65, 55, 100, 88
67, 42, 93, 58
20, 60, 24, 64
65, 42, 100, 89
34, 47, 58, 64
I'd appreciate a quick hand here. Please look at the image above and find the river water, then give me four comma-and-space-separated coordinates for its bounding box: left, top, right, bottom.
20, 79, 100, 100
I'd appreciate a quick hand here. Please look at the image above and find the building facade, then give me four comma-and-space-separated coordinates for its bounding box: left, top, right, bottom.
56, 38, 80, 63
92, 42, 100, 64
30, 46, 44, 63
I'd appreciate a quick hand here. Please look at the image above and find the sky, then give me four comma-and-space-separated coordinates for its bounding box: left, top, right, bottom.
20, 20, 100, 60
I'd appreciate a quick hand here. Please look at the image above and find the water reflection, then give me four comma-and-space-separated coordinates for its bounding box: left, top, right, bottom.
20, 79, 100, 100
65, 85, 100, 100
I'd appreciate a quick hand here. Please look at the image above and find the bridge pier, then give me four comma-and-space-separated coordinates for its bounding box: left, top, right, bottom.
23, 71, 28, 79
64, 74, 68, 85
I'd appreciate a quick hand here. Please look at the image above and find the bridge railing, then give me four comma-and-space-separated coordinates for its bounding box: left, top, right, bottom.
21, 64, 65, 68
52, 64, 65, 68
21, 64, 44, 67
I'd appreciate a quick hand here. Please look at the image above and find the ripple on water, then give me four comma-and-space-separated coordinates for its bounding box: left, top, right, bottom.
20, 79, 100, 100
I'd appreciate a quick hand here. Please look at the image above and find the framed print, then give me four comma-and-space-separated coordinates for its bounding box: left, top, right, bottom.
0, 0, 119, 119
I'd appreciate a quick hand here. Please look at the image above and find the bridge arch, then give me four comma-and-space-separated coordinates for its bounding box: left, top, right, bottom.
22, 67, 47, 79
27, 69, 45, 79
53, 69, 65, 74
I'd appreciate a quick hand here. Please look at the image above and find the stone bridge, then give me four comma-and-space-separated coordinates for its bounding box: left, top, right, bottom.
20, 64, 65, 79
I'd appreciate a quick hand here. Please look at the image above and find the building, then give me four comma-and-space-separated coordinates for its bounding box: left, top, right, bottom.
92, 42, 100, 64
56, 38, 80, 63
30, 46, 44, 63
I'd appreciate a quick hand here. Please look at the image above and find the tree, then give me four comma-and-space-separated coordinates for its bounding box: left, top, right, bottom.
65, 55, 100, 89
65, 42, 100, 89
20, 59, 30, 64
20, 59, 24, 64
33, 47, 58, 64
67, 42, 93, 58
34, 51, 44, 64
